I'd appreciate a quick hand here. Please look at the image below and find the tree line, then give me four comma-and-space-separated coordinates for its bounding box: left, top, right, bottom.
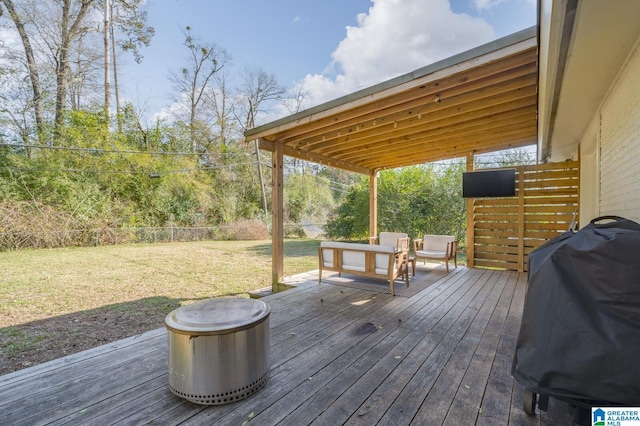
0, 1, 355, 249
0, 1, 534, 250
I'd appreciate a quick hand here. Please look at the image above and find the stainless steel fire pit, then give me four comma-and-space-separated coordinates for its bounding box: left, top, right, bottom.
164, 298, 270, 405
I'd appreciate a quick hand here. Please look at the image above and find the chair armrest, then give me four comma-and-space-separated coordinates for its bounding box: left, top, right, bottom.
413, 239, 423, 252
397, 237, 410, 252
446, 240, 458, 257
369, 236, 379, 245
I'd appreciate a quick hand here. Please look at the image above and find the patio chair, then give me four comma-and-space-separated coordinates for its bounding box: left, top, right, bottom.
396, 237, 412, 282
377, 235, 411, 283
413, 234, 458, 272
369, 232, 409, 249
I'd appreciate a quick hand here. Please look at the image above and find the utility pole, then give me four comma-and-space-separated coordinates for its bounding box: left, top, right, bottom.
103, 0, 110, 125
249, 100, 268, 217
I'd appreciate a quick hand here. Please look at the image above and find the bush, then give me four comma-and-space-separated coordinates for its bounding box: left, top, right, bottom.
229, 219, 269, 240
0, 201, 96, 250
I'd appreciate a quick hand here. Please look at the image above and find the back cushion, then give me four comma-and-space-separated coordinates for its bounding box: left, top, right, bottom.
379, 232, 408, 247
423, 235, 455, 251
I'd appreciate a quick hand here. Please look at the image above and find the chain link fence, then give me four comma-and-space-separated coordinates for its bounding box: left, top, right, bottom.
0, 223, 324, 250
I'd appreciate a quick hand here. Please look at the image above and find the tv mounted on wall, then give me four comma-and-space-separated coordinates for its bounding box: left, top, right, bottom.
462, 169, 516, 198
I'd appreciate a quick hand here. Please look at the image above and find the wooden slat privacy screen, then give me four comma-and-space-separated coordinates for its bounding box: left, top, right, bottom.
469, 161, 579, 272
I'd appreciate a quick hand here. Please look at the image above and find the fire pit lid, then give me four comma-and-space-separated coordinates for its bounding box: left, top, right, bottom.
165, 298, 270, 336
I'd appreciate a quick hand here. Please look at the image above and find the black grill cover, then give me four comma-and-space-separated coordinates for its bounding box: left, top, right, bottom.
512, 216, 640, 405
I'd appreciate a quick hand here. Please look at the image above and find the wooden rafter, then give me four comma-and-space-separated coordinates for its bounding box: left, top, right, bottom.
246, 28, 538, 174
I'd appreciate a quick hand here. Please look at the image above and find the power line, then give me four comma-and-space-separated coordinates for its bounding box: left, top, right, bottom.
0, 161, 260, 175
0, 142, 252, 158
2, 143, 534, 166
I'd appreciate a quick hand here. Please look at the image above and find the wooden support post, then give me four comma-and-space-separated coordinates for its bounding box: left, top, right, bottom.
466, 153, 475, 268
517, 166, 525, 272
271, 142, 285, 291
369, 172, 378, 239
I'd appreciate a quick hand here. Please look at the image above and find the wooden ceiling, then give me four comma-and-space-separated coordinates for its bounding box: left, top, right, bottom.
245, 28, 538, 175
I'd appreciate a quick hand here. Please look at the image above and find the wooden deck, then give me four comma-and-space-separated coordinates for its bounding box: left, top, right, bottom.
0, 266, 574, 425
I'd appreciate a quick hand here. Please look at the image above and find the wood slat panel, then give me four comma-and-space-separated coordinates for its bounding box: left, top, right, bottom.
474, 245, 521, 255
470, 161, 579, 271
475, 223, 519, 231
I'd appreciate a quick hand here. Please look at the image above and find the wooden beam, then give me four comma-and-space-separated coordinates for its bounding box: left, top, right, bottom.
336, 107, 536, 163
280, 143, 371, 175
319, 88, 537, 158
258, 137, 371, 175
290, 69, 537, 149
362, 123, 537, 169
271, 142, 284, 291
258, 138, 275, 152
361, 128, 536, 170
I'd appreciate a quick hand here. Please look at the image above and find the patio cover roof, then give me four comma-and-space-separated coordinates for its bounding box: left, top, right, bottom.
245, 27, 538, 175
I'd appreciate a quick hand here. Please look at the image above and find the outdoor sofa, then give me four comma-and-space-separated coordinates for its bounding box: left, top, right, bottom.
318, 241, 409, 296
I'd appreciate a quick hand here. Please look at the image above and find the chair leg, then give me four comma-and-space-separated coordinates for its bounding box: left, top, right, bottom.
406, 260, 410, 282
445, 260, 449, 273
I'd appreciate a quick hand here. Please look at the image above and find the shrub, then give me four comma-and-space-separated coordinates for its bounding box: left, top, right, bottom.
0, 201, 96, 250
229, 219, 269, 240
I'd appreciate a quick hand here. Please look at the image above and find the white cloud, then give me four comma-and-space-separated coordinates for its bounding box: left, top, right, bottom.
475, 0, 535, 11
296, 0, 495, 108
292, 16, 301, 24
475, 0, 508, 10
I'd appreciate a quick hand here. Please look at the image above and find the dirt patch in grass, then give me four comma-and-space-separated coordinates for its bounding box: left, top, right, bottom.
0, 239, 320, 375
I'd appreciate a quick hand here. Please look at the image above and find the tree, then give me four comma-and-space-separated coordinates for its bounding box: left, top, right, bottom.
204, 70, 238, 150
108, 0, 154, 131
325, 176, 370, 240
0, 0, 45, 142
325, 165, 467, 243
284, 172, 334, 225
1, 0, 153, 142
103, 0, 110, 122
170, 26, 230, 152
237, 67, 285, 217
0, 67, 40, 148
52, 0, 97, 137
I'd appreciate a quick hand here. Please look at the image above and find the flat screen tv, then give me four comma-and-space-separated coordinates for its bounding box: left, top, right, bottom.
462, 169, 516, 198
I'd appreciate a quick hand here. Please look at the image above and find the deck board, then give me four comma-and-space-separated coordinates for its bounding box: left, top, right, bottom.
0, 266, 573, 425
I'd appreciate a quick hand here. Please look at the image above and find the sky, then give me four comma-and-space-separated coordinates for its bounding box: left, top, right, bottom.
119, 0, 537, 124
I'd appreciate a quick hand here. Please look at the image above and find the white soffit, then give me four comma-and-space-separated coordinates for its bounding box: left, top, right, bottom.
546, 0, 640, 162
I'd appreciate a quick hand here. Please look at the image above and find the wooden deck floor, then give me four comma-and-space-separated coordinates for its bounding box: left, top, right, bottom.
0, 266, 574, 425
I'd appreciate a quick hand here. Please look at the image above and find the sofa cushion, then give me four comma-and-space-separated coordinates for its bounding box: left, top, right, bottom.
320, 241, 396, 273
416, 249, 447, 258
378, 232, 408, 247
320, 241, 395, 253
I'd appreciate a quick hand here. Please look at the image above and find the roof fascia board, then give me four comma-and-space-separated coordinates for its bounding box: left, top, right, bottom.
537, 0, 578, 162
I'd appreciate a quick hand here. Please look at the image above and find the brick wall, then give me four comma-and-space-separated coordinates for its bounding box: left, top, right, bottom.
598, 39, 640, 223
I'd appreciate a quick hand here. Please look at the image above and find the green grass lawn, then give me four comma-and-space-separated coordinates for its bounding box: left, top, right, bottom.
0, 238, 321, 374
